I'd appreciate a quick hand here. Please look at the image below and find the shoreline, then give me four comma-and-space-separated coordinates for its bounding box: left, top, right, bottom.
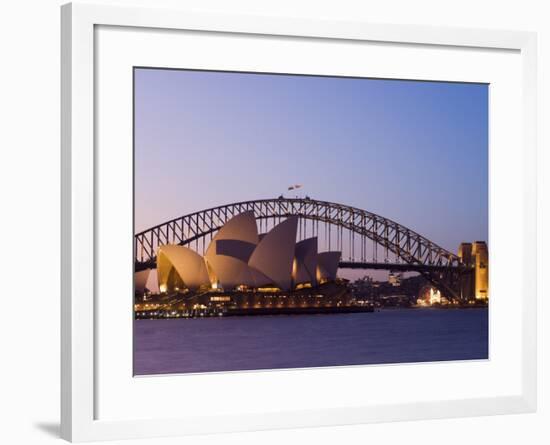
134, 304, 488, 320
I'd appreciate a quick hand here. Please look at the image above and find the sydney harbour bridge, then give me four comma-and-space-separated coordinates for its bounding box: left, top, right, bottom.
134, 197, 476, 300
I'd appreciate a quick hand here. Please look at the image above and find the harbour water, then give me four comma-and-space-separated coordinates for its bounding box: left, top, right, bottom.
134, 307, 488, 375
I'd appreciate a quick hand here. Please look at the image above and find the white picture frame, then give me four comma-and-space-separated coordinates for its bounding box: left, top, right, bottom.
61, 2, 537, 442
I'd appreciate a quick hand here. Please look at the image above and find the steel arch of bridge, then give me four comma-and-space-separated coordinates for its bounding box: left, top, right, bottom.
134, 198, 468, 298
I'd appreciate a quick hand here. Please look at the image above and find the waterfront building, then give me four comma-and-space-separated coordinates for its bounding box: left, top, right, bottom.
131, 212, 363, 316
154, 211, 341, 294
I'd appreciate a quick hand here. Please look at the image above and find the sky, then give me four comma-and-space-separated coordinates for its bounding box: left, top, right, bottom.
134, 68, 488, 262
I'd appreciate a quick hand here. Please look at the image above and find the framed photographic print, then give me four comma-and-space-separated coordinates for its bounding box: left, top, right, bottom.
61, 2, 537, 442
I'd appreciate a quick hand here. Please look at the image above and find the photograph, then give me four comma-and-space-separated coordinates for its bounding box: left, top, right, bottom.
1, 0, 543, 442
133, 67, 489, 376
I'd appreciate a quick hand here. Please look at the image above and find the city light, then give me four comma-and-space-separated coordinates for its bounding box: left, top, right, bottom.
429, 288, 442, 305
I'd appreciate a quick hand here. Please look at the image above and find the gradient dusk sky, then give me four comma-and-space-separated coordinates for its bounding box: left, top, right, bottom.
134, 68, 488, 257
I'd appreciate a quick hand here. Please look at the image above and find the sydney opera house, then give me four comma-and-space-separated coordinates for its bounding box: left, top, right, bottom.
135, 212, 371, 317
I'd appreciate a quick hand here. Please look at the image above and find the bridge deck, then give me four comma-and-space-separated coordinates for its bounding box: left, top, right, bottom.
338, 261, 469, 272
135, 260, 468, 273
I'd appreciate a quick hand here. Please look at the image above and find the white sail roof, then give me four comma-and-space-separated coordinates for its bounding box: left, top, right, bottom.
248, 216, 298, 290
206, 211, 259, 258
293, 237, 318, 285
134, 269, 150, 293
157, 245, 209, 291
317, 251, 341, 282
205, 254, 271, 290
